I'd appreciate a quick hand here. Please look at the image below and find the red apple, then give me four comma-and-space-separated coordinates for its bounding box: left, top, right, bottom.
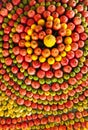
75, 49, 83, 58
45, 70, 53, 78
66, 10, 75, 18
5, 57, 12, 66
37, 69, 45, 78
65, 100, 73, 108
0, 7, 8, 17
57, 6, 65, 15
61, 57, 69, 66
42, 84, 50, 91
16, 24, 24, 33
12, 34, 20, 43
70, 58, 78, 67
51, 83, 60, 91
16, 98, 24, 105
28, 67, 36, 75
68, 77, 77, 85
24, 100, 31, 107
41, 62, 50, 71
55, 69, 63, 78
31, 81, 40, 89
67, 51, 75, 60
12, 0, 20, 5
19, 88, 26, 96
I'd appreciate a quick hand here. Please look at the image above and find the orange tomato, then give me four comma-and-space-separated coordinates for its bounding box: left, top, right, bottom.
30, 41, 38, 49
34, 47, 42, 56
42, 48, 51, 58
51, 48, 59, 57
31, 32, 39, 40
58, 43, 65, 52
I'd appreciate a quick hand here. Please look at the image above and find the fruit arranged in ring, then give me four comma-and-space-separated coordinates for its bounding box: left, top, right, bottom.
0, 0, 88, 130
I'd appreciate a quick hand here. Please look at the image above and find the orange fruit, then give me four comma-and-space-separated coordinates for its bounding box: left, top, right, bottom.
30, 41, 38, 49
58, 43, 65, 52
34, 47, 42, 56
31, 32, 39, 40
51, 48, 59, 57
42, 48, 51, 58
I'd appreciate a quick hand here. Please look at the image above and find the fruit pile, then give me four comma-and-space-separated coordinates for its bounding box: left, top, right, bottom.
0, 0, 88, 129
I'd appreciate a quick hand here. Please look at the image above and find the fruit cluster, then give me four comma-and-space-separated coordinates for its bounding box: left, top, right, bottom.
0, 0, 88, 130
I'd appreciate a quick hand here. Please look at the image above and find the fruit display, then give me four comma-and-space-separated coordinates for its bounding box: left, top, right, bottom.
0, 0, 88, 129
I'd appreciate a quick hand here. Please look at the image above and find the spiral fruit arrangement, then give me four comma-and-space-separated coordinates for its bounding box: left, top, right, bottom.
0, 0, 88, 129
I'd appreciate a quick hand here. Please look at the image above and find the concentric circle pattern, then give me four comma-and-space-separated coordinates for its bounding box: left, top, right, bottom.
0, 0, 88, 130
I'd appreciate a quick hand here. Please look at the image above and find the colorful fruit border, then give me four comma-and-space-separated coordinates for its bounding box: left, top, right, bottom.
0, 0, 88, 130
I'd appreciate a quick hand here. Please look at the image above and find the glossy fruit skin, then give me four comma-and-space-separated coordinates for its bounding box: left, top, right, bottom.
57, 6, 65, 15
70, 58, 78, 68
0, 0, 88, 130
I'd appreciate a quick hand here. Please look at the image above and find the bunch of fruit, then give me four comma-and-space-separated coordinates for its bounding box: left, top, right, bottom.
0, 0, 88, 129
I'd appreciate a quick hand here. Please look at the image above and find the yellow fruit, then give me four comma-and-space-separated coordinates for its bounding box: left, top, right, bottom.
0, 111, 4, 117
48, 57, 55, 65
27, 29, 33, 35
0, 48, 2, 53
63, 89, 68, 94
31, 24, 36, 30
14, 23, 18, 27
25, 35, 30, 41
38, 19, 45, 26
47, 16, 54, 21
65, 44, 71, 52
63, 108, 68, 113
83, 128, 87, 130
77, 80, 82, 85
27, 107, 32, 112
61, 23, 67, 29
54, 18, 60, 23
64, 37, 72, 44
69, 120, 74, 125
10, 114, 15, 118
27, 48, 33, 54
8, 14, 12, 19
45, 91, 50, 96
39, 56, 46, 63
83, 99, 87, 104
55, 55, 62, 61
25, 41, 31, 47
33, 99, 37, 103
31, 54, 38, 61
2, 23, 7, 28
9, 99, 14, 105
11, 27, 16, 33
60, 51, 66, 57
66, 29, 72, 36
80, 117, 84, 122
44, 35, 56, 47
77, 106, 83, 112
4, 111, 9, 117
